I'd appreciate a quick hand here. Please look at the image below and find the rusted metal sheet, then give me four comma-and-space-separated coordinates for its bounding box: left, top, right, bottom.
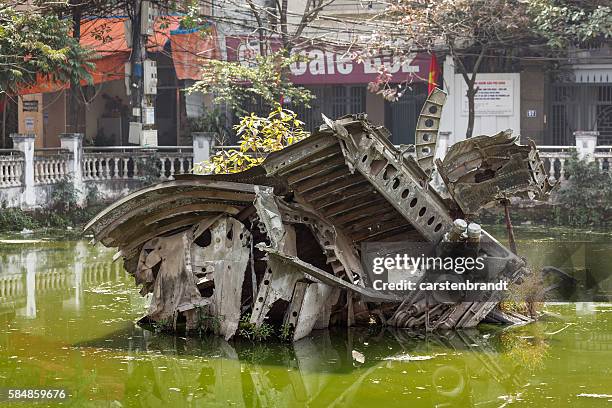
198, 216, 250, 340
436, 130, 557, 215
265, 249, 401, 303
85, 88, 552, 341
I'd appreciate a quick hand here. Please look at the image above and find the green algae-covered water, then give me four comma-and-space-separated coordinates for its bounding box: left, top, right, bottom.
0, 229, 611, 407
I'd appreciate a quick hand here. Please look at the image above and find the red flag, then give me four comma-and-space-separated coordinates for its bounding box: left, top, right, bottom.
427, 53, 440, 95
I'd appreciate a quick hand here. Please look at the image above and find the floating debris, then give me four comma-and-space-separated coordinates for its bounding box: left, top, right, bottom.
577, 393, 612, 398
384, 354, 435, 362
352, 350, 365, 364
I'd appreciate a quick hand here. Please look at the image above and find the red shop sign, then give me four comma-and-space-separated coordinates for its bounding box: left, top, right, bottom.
225, 36, 432, 85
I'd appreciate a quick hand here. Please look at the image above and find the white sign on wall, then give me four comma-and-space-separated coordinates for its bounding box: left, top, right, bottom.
24, 117, 35, 131
461, 79, 514, 116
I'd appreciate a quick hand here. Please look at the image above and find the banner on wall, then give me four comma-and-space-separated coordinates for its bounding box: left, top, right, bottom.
225, 37, 433, 85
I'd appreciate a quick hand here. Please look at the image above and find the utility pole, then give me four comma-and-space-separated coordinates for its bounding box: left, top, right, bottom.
128, 0, 157, 146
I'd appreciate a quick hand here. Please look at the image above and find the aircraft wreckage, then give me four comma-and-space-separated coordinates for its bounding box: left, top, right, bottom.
84, 89, 555, 341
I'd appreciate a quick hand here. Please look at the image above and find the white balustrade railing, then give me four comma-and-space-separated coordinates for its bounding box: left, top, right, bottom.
0, 151, 24, 187
594, 146, 612, 172
82, 146, 194, 181
2, 134, 207, 208
538, 145, 612, 182
538, 146, 575, 182
6, 128, 612, 209
33, 153, 70, 184
83, 153, 134, 180
158, 152, 193, 180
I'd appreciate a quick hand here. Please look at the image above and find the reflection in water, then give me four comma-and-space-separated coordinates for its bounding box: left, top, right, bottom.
0, 237, 611, 407
71, 324, 568, 407
0, 241, 124, 319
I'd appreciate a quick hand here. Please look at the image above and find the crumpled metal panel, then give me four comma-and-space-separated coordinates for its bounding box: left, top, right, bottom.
436, 130, 557, 215
83, 180, 257, 258
84, 95, 550, 339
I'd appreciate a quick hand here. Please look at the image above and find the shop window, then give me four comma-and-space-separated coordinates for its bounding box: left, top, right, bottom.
547, 83, 612, 145
384, 83, 428, 145
293, 85, 366, 131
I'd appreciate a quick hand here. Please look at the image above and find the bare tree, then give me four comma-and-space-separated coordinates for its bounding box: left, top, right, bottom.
365, 0, 539, 138
243, 0, 338, 55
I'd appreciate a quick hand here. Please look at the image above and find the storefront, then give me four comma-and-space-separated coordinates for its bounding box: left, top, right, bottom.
225, 37, 436, 144
16, 16, 218, 148
547, 73, 612, 145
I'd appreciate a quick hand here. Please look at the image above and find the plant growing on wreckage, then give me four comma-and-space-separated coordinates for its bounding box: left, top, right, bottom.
151, 318, 172, 334
279, 323, 295, 342
194, 306, 222, 335
193, 105, 309, 174
238, 314, 275, 342
501, 265, 547, 319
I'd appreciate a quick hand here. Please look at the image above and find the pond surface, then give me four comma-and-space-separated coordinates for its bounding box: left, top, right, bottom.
0, 228, 611, 407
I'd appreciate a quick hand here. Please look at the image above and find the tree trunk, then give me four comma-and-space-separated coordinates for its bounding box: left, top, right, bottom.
464, 48, 487, 139
69, 3, 82, 133
465, 80, 476, 139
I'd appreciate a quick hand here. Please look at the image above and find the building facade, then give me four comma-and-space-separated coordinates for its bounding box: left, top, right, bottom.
9, 1, 612, 150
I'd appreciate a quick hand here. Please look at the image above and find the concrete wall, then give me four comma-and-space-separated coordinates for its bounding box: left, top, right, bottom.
85, 179, 148, 203
440, 56, 521, 145
0, 177, 147, 210
0, 186, 23, 208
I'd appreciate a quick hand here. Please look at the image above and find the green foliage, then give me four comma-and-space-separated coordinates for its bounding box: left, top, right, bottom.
135, 156, 161, 184
178, 0, 211, 30
528, 0, 612, 48
47, 212, 72, 229
0, 7, 94, 94
238, 314, 275, 342
187, 107, 230, 139
194, 306, 221, 335
194, 106, 309, 174
85, 185, 101, 207
555, 153, 612, 226
0, 207, 39, 231
51, 178, 80, 213
187, 51, 313, 116
279, 323, 294, 342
